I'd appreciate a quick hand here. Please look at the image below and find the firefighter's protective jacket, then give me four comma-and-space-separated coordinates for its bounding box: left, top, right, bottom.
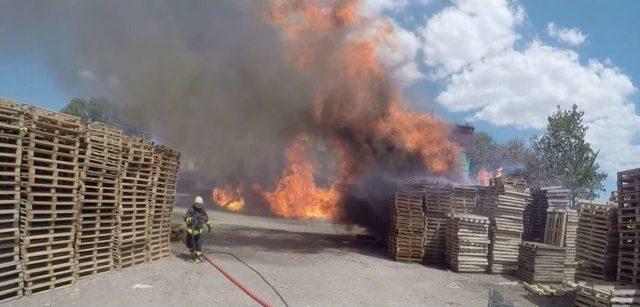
184, 206, 212, 235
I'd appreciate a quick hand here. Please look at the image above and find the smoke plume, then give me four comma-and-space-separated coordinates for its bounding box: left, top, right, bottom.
0, 0, 462, 233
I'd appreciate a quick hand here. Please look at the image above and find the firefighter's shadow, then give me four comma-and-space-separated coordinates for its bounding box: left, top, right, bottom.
175, 252, 194, 262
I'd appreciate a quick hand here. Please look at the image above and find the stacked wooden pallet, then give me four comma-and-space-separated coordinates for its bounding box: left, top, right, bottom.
0, 100, 23, 302
451, 186, 476, 214
545, 187, 571, 209
575, 284, 640, 307
19, 106, 81, 295
114, 136, 154, 269
488, 176, 528, 274
617, 168, 640, 284
75, 123, 122, 278
524, 188, 547, 242
475, 186, 493, 216
147, 145, 180, 262
576, 200, 618, 281
517, 242, 566, 284
388, 184, 425, 262
445, 213, 489, 272
543, 209, 579, 281
423, 183, 452, 263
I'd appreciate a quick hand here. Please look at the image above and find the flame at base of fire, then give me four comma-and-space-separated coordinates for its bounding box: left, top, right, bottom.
262, 135, 340, 220
212, 186, 246, 212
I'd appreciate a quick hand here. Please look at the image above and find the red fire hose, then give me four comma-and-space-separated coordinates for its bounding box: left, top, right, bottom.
203, 254, 272, 307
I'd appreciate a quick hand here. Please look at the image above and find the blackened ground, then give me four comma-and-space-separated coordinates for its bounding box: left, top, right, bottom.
6, 203, 574, 306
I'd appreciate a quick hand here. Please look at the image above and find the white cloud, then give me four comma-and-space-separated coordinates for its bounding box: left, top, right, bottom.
377, 22, 424, 85
436, 41, 640, 173
419, 0, 524, 77
547, 22, 586, 46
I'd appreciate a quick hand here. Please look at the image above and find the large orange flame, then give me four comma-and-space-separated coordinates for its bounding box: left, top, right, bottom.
211, 186, 246, 212
262, 135, 340, 220
215, 0, 461, 222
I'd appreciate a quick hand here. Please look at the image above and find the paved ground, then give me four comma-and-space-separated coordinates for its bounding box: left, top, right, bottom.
5, 207, 574, 306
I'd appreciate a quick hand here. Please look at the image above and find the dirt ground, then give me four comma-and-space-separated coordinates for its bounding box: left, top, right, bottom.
5, 204, 574, 306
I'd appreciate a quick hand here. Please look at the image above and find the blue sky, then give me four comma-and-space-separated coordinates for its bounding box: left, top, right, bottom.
1, 0, 639, 197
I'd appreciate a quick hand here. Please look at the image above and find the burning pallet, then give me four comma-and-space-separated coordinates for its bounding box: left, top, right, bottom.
517, 242, 566, 284
445, 213, 489, 272
543, 209, 578, 282
147, 145, 180, 262
19, 106, 82, 295
75, 122, 122, 278
0, 100, 23, 302
388, 184, 425, 262
114, 136, 154, 269
576, 200, 619, 281
487, 176, 528, 274
617, 168, 640, 285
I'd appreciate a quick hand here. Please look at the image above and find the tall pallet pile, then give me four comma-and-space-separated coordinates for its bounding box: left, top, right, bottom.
575, 284, 640, 307
524, 188, 547, 242
19, 107, 81, 295
445, 213, 489, 272
516, 242, 566, 284
576, 201, 618, 281
451, 186, 476, 214
388, 184, 425, 262
617, 168, 640, 284
475, 186, 493, 216
114, 136, 154, 269
423, 183, 452, 264
487, 176, 528, 274
543, 209, 579, 281
147, 145, 180, 262
75, 123, 122, 278
0, 101, 23, 302
523, 187, 569, 242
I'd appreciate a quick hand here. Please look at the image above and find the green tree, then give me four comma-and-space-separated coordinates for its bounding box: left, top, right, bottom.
60, 97, 147, 138
60, 98, 89, 121
527, 104, 606, 202
469, 132, 529, 177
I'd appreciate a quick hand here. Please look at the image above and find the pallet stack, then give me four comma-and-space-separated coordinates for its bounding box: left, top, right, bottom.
445, 213, 489, 272
575, 284, 640, 307
488, 176, 528, 274
576, 200, 619, 281
517, 242, 566, 284
617, 168, 640, 284
114, 136, 154, 269
0, 100, 23, 302
75, 123, 122, 278
19, 106, 81, 295
475, 186, 493, 216
423, 183, 452, 264
543, 209, 578, 281
545, 187, 571, 210
451, 186, 476, 214
388, 184, 425, 262
524, 188, 547, 242
147, 145, 180, 262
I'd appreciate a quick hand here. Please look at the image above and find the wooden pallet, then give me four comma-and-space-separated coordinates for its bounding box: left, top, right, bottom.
517, 242, 566, 284
388, 183, 425, 262
445, 213, 489, 272
487, 176, 528, 274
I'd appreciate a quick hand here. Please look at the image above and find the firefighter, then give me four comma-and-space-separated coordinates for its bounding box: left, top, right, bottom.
184, 196, 212, 263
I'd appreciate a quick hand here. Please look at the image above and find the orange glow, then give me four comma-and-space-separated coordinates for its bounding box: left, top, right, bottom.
242, 0, 462, 221
261, 135, 340, 220
211, 186, 245, 212
476, 168, 493, 186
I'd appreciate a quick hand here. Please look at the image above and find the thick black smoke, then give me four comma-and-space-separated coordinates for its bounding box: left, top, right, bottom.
0, 1, 311, 187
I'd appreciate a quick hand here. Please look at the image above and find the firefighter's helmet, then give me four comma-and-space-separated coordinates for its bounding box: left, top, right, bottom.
194, 196, 204, 208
